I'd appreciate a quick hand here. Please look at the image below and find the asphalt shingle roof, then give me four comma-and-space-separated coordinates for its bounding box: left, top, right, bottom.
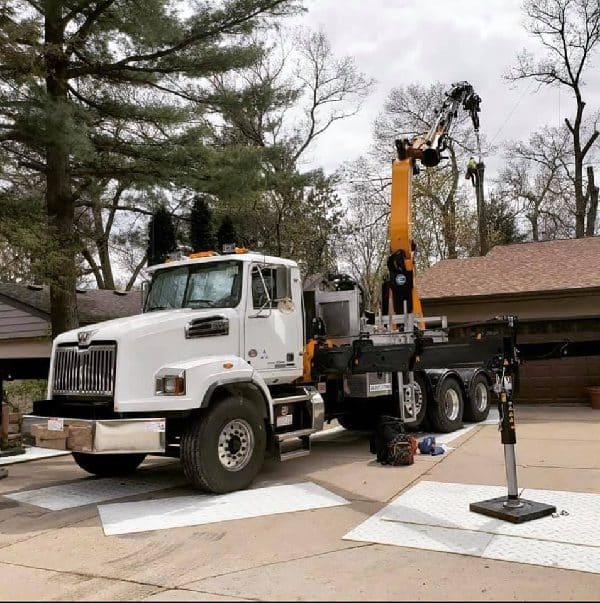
417, 236, 600, 300
0, 284, 142, 324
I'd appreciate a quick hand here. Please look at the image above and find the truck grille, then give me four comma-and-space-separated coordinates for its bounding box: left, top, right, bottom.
52, 344, 116, 396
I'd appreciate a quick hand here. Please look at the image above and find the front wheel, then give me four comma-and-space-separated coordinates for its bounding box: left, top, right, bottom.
426, 376, 464, 433
181, 396, 266, 494
72, 452, 147, 477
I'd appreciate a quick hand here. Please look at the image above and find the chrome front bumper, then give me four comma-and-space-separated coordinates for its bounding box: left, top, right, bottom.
22, 415, 166, 454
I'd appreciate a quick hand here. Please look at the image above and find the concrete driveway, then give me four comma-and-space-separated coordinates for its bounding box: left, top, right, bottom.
0, 405, 599, 601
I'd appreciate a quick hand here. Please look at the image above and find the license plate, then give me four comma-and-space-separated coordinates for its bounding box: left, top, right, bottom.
276, 414, 293, 427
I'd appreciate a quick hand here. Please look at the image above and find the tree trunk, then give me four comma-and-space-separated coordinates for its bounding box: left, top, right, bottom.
571, 98, 586, 238
92, 204, 115, 289
586, 166, 599, 236
45, 1, 78, 338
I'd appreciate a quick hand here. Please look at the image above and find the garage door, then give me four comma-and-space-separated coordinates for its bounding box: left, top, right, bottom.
517, 356, 600, 404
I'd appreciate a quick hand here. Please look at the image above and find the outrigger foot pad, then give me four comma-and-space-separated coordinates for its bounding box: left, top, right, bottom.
470, 496, 556, 524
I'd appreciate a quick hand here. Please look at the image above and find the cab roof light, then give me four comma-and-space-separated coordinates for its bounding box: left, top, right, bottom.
188, 250, 219, 259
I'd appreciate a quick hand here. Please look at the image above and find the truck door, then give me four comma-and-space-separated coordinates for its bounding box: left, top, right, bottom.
244, 262, 303, 382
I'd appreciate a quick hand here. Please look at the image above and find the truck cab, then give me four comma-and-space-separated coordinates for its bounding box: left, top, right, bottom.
27, 251, 325, 493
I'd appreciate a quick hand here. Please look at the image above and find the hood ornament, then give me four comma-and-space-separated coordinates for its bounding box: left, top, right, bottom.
77, 329, 97, 347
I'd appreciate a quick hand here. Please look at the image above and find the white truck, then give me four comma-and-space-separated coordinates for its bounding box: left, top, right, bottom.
26, 81, 502, 493
26, 249, 499, 493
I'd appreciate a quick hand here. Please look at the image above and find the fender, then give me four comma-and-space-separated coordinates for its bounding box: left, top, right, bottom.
422, 368, 464, 401
119, 355, 273, 417
454, 367, 492, 392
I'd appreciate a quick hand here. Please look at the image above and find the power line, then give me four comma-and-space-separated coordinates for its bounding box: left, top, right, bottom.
489, 80, 538, 147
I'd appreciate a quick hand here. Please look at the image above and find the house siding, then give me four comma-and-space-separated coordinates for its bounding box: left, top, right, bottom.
0, 300, 49, 340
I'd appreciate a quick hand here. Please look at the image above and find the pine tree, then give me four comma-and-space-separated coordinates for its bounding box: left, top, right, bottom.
190, 195, 215, 252
147, 207, 177, 266
0, 0, 299, 337
217, 216, 238, 253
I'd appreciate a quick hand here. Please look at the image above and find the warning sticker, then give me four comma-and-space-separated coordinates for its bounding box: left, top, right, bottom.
369, 383, 392, 393
47, 417, 64, 431
145, 420, 166, 433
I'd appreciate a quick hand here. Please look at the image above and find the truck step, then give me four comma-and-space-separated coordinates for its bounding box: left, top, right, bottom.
275, 434, 311, 462
272, 394, 310, 405
279, 448, 311, 461
276, 428, 315, 442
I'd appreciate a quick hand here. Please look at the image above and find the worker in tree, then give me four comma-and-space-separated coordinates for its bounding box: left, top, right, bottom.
465, 156, 478, 187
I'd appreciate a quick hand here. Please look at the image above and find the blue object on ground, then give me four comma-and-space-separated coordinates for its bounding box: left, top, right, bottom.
418, 436, 435, 455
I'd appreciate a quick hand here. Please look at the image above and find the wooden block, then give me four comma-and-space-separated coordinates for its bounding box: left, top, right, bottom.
31, 424, 69, 440
35, 436, 67, 450
8, 413, 21, 424
67, 424, 93, 452
8, 424, 20, 434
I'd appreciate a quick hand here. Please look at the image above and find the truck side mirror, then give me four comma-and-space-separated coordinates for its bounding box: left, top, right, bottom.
275, 265, 292, 302
141, 280, 150, 312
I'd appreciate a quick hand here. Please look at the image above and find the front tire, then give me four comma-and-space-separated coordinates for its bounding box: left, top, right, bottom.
426, 376, 464, 433
463, 373, 491, 423
181, 396, 266, 494
72, 452, 146, 477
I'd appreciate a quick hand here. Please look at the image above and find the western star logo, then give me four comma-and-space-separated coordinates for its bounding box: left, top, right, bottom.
77, 330, 97, 347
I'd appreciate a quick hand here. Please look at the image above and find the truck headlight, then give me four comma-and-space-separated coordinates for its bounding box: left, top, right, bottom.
155, 372, 186, 396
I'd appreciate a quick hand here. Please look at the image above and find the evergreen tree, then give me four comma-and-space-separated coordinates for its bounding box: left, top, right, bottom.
0, 0, 299, 337
217, 216, 238, 253
190, 195, 215, 252
147, 207, 177, 266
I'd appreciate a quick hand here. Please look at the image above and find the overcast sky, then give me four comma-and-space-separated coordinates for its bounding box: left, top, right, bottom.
288, 0, 600, 180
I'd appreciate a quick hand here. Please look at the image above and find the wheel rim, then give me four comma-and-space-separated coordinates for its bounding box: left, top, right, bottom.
443, 388, 460, 421
217, 419, 254, 472
404, 383, 423, 418
474, 382, 488, 412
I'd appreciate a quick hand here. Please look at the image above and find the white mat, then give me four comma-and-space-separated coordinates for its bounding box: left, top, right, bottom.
0, 447, 70, 466
99, 481, 349, 535
5, 472, 185, 510
344, 480, 600, 574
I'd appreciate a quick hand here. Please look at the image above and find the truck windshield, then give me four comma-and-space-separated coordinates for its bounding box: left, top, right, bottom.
145, 261, 243, 311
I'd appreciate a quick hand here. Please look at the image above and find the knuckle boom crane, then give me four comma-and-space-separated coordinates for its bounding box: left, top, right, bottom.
383, 81, 482, 318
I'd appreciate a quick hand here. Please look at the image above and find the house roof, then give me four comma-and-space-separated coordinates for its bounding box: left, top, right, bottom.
417, 236, 600, 300
0, 284, 142, 324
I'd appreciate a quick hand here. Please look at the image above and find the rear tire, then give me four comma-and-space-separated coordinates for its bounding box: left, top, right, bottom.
426, 376, 464, 433
463, 373, 491, 423
72, 452, 146, 477
181, 396, 266, 494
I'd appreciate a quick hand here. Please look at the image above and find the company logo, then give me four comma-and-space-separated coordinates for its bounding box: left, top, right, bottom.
77, 330, 97, 347
395, 273, 407, 286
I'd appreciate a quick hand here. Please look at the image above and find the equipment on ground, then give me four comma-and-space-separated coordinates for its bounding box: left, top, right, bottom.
470, 316, 556, 523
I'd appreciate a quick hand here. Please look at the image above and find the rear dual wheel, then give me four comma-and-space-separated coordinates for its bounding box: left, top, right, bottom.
426, 376, 464, 433
463, 373, 491, 423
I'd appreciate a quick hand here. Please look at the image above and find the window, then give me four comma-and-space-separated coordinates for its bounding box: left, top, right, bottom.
186, 262, 241, 308
145, 261, 242, 311
145, 266, 188, 311
252, 266, 277, 310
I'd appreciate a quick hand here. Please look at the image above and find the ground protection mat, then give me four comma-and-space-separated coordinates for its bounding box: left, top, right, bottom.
4, 470, 185, 510
0, 447, 70, 466
98, 481, 349, 535
344, 480, 600, 574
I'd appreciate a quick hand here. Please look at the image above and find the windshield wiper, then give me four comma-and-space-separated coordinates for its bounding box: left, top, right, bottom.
147, 305, 169, 312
